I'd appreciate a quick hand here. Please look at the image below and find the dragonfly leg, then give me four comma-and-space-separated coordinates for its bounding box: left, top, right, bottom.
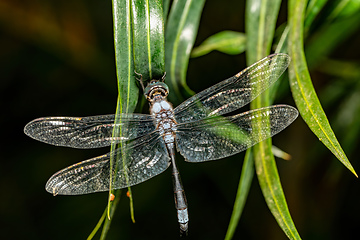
161, 72, 167, 82
134, 70, 145, 91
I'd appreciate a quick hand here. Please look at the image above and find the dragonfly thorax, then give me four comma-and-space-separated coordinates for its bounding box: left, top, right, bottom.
150, 99, 176, 123
150, 98, 177, 148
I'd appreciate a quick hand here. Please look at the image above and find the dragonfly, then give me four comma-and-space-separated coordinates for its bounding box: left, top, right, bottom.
24, 53, 298, 236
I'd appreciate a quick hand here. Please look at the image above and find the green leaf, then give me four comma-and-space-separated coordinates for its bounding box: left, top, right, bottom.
275, 0, 329, 56
191, 31, 246, 58
245, 0, 302, 239
87, 194, 121, 240
288, 0, 357, 177
163, 0, 170, 21
108, 0, 137, 229
113, 0, 138, 114
224, 150, 254, 240
245, 0, 282, 62
129, 6, 165, 219
255, 141, 302, 240
165, 0, 205, 103
91, 0, 166, 238
102, 0, 138, 237
132, 0, 165, 81
87, 208, 107, 240
100, 193, 121, 240
274, 26, 289, 54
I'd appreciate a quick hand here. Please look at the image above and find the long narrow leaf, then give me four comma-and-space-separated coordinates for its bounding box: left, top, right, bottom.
191, 31, 246, 58
128, 0, 165, 222
87, 208, 107, 240
224, 150, 254, 240
245, 0, 282, 62
87, 194, 122, 240
245, 0, 301, 239
132, 0, 165, 81
113, 0, 138, 113
97, 0, 166, 238
163, 0, 170, 24
288, 0, 357, 177
101, 193, 122, 240
165, 0, 205, 103
104, 0, 138, 236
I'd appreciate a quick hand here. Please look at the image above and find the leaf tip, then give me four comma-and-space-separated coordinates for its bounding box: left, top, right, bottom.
346, 164, 358, 178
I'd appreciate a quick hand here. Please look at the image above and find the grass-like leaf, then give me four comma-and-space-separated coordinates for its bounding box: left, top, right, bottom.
112, 0, 138, 114
191, 31, 246, 58
89, 0, 166, 239
103, 0, 138, 237
244, 0, 302, 239
87, 194, 121, 240
224, 150, 254, 240
128, 0, 164, 222
288, 0, 357, 177
165, 0, 205, 103
245, 0, 282, 62
132, 0, 165, 81
100, 193, 121, 240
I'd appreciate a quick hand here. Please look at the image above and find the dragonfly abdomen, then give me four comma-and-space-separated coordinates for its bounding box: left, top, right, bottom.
150, 97, 189, 235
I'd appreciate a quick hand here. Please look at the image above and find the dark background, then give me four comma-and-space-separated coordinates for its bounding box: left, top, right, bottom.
1, 0, 360, 239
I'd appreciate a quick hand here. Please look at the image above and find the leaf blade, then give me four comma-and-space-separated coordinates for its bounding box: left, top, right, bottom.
132, 0, 165, 81
288, 0, 357, 177
245, 0, 302, 239
98, 0, 166, 238
104, 0, 138, 235
113, 0, 138, 114
224, 150, 254, 240
165, 0, 205, 103
191, 31, 246, 58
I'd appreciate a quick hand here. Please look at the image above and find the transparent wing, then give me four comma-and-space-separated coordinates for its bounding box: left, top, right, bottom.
174, 54, 290, 123
175, 105, 298, 162
24, 114, 155, 149
45, 131, 171, 195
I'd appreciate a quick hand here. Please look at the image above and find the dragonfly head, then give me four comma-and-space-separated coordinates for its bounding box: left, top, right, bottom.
144, 80, 169, 102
